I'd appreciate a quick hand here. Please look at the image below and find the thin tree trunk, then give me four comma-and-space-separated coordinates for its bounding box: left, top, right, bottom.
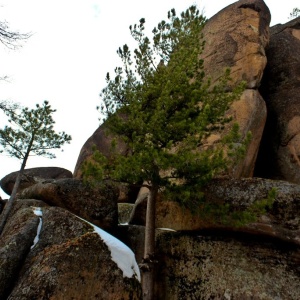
142, 184, 158, 300
0, 139, 32, 236
0, 169, 23, 235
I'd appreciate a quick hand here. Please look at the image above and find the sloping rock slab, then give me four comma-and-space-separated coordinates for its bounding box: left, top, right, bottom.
0, 167, 72, 196
155, 231, 300, 299
18, 178, 119, 231
3, 206, 141, 299
0, 200, 47, 299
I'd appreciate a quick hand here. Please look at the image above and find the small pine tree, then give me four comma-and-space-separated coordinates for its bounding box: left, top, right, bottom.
0, 100, 71, 235
83, 6, 245, 299
0, 101, 19, 115
289, 8, 300, 19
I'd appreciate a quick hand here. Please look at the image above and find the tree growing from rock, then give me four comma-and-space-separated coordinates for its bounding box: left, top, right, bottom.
0, 100, 71, 235
83, 6, 246, 299
289, 8, 300, 19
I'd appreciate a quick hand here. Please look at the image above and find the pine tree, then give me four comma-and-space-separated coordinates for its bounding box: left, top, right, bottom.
289, 8, 300, 19
0, 100, 71, 235
83, 6, 245, 299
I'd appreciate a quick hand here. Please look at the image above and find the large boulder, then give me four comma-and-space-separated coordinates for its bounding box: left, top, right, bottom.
17, 178, 119, 231
200, 0, 270, 178
0, 202, 141, 299
155, 231, 300, 299
0, 167, 73, 196
73, 123, 128, 179
255, 17, 300, 183
202, 0, 270, 89
129, 177, 300, 245
0, 200, 47, 299
73, 124, 140, 203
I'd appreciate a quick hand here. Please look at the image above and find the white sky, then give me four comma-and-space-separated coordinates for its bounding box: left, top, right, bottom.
0, 0, 298, 198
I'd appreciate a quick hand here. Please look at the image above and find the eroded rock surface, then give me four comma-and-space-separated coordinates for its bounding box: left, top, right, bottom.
0, 167, 72, 196
129, 177, 300, 245
73, 123, 128, 179
200, 0, 270, 178
155, 231, 300, 299
202, 0, 270, 89
255, 17, 300, 183
18, 178, 119, 231
0, 203, 141, 299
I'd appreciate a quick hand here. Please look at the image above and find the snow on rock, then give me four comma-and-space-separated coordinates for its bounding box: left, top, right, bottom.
31, 207, 43, 249
76, 216, 141, 282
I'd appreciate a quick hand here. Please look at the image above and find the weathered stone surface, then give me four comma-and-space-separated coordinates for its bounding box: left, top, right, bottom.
117, 225, 146, 264
203, 177, 300, 244
255, 17, 300, 184
202, 0, 270, 88
155, 231, 300, 299
73, 124, 140, 203
73, 123, 128, 179
0, 199, 6, 213
129, 177, 300, 245
0, 167, 73, 196
118, 203, 134, 224
0, 200, 46, 299
1, 206, 141, 299
209, 89, 267, 178
18, 178, 119, 231
198, 0, 270, 178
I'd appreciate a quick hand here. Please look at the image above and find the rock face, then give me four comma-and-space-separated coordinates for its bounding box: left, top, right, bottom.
255, 17, 300, 183
18, 178, 119, 231
0, 202, 141, 299
0, 200, 47, 299
129, 177, 300, 245
2, 1, 300, 299
73, 123, 128, 179
200, 0, 270, 178
202, 0, 270, 89
155, 231, 300, 299
0, 167, 73, 196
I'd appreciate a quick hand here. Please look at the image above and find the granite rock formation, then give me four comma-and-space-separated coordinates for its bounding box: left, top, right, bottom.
255, 16, 300, 183
0, 167, 72, 196
17, 178, 119, 231
0, 201, 141, 299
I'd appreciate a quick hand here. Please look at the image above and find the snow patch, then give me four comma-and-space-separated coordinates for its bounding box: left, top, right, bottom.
31, 207, 43, 249
157, 228, 176, 232
77, 216, 141, 282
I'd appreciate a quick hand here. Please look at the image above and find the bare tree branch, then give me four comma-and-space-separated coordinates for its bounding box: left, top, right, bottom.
0, 20, 31, 50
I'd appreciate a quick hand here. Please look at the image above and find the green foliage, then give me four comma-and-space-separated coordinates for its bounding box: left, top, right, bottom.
0, 100, 71, 160
289, 8, 300, 19
248, 187, 277, 216
84, 5, 246, 194
0, 101, 19, 115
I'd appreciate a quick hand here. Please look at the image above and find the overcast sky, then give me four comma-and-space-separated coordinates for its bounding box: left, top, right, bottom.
0, 0, 298, 198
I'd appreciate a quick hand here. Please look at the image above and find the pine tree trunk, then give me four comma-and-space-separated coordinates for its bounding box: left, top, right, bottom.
0, 145, 31, 236
142, 185, 158, 300
0, 170, 22, 235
